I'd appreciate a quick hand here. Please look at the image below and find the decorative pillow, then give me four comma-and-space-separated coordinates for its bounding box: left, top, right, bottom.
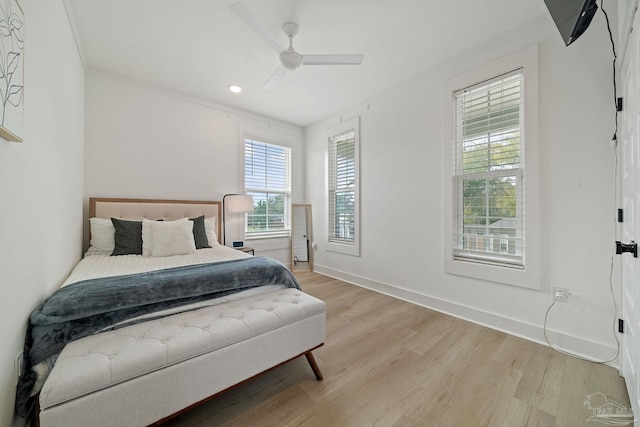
204, 216, 219, 246
89, 217, 115, 253
111, 218, 143, 256
141, 219, 155, 257
141, 219, 165, 256
190, 215, 211, 249
149, 218, 196, 257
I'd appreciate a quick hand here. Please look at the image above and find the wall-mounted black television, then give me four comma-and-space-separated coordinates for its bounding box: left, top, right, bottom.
543, 0, 598, 46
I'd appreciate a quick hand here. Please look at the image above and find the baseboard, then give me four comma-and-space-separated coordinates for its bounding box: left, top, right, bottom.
313, 264, 620, 368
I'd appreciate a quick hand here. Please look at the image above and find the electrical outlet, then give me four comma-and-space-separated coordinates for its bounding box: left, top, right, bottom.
14, 352, 23, 385
553, 286, 570, 302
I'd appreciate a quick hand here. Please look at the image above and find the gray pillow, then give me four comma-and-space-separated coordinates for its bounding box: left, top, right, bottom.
190, 216, 211, 249
111, 218, 143, 255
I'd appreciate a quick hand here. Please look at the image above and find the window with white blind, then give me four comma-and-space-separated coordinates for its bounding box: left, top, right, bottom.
443, 45, 539, 289
453, 69, 524, 268
328, 118, 360, 256
244, 138, 291, 237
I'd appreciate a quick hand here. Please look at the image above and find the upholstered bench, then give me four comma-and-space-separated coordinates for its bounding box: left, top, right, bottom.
38, 288, 326, 427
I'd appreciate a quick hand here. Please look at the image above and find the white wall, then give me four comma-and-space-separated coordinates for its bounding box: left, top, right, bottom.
84, 72, 305, 264
306, 13, 620, 361
0, 1, 85, 425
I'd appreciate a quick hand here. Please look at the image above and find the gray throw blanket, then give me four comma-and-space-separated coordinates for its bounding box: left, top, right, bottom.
16, 256, 300, 418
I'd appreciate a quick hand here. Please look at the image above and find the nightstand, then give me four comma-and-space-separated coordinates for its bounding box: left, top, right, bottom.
236, 246, 254, 255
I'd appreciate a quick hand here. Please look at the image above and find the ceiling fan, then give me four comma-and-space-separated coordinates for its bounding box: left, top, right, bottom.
229, 2, 364, 89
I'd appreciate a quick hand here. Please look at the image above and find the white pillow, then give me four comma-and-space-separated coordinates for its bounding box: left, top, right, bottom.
146, 218, 196, 257
89, 217, 115, 253
204, 216, 219, 246
141, 219, 155, 257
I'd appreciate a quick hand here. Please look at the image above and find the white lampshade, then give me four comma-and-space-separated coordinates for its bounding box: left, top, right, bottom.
226, 194, 254, 213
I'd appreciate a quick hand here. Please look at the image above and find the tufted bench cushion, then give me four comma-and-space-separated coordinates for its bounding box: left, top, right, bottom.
39, 288, 325, 417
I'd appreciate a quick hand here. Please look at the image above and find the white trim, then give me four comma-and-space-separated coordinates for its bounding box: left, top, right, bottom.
242, 138, 292, 237
618, 0, 640, 70
246, 230, 290, 240
314, 263, 619, 367
443, 44, 541, 289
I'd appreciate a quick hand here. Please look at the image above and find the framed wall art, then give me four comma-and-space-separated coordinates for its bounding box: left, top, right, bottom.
0, 0, 23, 142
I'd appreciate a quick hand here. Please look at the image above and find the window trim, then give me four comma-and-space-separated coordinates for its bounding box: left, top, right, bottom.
452, 69, 525, 268
443, 45, 540, 289
243, 137, 292, 239
327, 117, 360, 256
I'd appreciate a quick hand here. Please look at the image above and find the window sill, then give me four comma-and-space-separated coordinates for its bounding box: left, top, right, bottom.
444, 258, 539, 290
327, 241, 360, 257
246, 232, 291, 241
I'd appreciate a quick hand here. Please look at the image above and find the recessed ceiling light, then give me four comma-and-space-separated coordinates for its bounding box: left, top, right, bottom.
228, 84, 243, 94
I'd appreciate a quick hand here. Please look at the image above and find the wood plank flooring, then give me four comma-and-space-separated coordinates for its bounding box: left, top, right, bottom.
163, 271, 631, 427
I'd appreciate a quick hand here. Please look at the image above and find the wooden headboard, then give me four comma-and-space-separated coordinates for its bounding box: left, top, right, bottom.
89, 198, 222, 244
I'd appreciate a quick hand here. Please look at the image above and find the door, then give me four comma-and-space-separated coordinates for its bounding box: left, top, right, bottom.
620, 7, 640, 423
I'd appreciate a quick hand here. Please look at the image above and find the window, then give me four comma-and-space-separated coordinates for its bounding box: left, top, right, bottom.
329, 130, 355, 243
328, 118, 360, 256
244, 138, 291, 237
443, 45, 540, 289
452, 69, 524, 268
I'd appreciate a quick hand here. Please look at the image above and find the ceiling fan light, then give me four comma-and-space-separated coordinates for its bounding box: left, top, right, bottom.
280, 51, 303, 70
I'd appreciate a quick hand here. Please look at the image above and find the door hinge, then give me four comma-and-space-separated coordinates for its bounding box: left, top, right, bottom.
618, 208, 624, 223
619, 318, 625, 334
617, 97, 624, 112
616, 241, 638, 258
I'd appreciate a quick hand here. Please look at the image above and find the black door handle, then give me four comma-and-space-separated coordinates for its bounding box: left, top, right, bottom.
616, 241, 638, 258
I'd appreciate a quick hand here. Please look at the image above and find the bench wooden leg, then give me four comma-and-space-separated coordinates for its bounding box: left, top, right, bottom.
304, 351, 323, 380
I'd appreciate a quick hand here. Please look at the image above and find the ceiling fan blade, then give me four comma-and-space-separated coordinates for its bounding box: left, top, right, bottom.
229, 2, 285, 53
302, 54, 364, 66
263, 66, 288, 90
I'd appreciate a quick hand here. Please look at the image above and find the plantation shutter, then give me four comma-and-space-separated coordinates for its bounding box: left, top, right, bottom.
452, 68, 525, 268
328, 130, 356, 244
244, 139, 291, 236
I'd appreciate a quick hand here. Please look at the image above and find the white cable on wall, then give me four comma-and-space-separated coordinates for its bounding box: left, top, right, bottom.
542, 0, 620, 365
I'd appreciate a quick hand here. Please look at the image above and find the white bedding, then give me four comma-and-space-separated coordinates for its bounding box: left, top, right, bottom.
63, 245, 285, 327
64, 245, 252, 287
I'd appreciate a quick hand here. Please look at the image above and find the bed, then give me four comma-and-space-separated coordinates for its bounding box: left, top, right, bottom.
16, 198, 326, 427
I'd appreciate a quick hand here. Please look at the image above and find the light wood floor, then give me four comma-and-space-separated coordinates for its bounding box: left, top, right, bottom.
163, 271, 631, 427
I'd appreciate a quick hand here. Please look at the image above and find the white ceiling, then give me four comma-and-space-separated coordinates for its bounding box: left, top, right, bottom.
67, 0, 549, 127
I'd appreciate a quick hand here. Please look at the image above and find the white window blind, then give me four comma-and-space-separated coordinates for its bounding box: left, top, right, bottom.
452, 69, 524, 268
329, 129, 356, 245
244, 139, 291, 236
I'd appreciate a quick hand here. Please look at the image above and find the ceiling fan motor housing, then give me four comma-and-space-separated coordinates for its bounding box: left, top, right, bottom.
280, 50, 303, 70
280, 22, 302, 70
